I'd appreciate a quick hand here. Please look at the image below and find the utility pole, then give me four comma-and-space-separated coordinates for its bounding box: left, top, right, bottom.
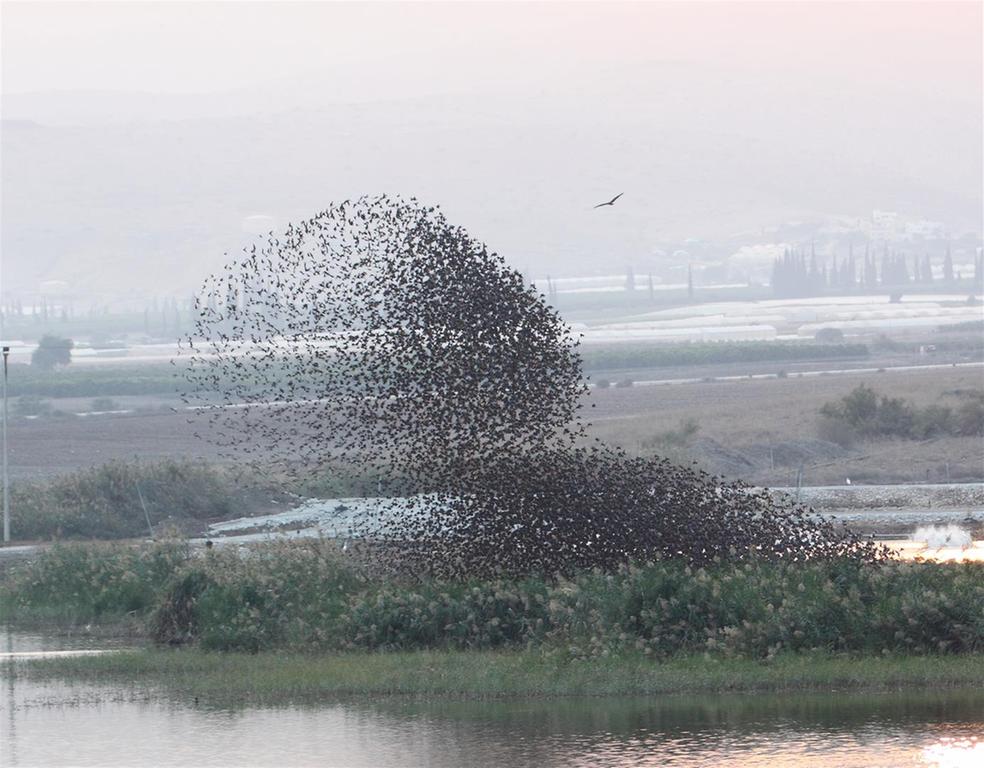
2, 345, 9, 544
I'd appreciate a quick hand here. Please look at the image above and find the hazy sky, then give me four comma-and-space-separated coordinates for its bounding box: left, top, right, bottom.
4, 1, 980, 100
2, 2, 982, 300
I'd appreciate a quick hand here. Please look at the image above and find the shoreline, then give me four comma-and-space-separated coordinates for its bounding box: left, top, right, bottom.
12, 649, 984, 704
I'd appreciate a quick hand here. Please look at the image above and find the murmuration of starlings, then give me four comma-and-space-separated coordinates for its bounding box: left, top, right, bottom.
181, 195, 885, 577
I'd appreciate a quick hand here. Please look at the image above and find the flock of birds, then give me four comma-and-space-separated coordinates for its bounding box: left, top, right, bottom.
182, 195, 880, 577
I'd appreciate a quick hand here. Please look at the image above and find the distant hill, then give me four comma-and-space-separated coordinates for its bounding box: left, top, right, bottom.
3, 66, 981, 303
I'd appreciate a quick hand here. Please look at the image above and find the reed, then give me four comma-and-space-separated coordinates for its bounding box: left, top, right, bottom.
3, 540, 981, 659
10, 460, 271, 541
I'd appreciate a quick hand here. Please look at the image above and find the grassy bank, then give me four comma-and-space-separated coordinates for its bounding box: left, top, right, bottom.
7, 457, 397, 541
9, 460, 283, 541
3, 540, 982, 659
19, 649, 984, 703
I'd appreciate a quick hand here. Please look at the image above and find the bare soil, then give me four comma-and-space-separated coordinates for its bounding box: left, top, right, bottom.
6, 363, 982, 487
584, 365, 984, 486
6, 407, 225, 481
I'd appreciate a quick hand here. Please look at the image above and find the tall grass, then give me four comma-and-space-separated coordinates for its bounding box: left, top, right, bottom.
153, 540, 366, 651
4, 540, 980, 659
10, 460, 265, 540
0, 540, 188, 624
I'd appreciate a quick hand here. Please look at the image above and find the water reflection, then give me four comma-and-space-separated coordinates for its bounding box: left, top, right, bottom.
886, 540, 984, 563
0, 627, 138, 655
4, 628, 16, 767
923, 738, 984, 768
367, 696, 984, 768
3, 644, 982, 767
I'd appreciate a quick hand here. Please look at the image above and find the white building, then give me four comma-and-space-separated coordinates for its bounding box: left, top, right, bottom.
903, 220, 946, 240
870, 210, 900, 242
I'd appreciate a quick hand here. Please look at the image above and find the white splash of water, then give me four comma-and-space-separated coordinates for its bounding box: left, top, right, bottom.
911, 525, 972, 550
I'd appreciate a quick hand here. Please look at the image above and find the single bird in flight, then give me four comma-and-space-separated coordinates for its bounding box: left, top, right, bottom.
593, 193, 623, 209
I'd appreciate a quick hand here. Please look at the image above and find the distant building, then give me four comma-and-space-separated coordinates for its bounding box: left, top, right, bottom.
870, 210, 900, 242
903, 220, 946, 240
862, 211, 950, 243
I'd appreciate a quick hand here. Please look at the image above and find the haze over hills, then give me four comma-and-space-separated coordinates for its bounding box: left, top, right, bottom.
2, 3, 981, 307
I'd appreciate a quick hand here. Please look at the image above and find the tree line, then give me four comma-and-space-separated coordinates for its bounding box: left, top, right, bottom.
771, 244, 982, 299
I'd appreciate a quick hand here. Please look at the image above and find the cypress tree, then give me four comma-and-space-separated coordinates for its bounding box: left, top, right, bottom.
625, 267, 635, 292
809, 243, 820, 293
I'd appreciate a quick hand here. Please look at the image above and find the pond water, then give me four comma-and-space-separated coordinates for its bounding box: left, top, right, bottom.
2, 632, 982, 767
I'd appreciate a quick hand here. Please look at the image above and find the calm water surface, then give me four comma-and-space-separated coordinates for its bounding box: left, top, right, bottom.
2, 630, 982, 768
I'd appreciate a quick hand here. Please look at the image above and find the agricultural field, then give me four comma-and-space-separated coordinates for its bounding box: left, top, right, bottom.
586, 364, 983, 487
5, 357, 981, 488
3, 310, 981, 488
5, 407, 220, 481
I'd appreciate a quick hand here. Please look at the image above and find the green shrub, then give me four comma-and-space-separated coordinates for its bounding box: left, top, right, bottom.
821, 385, 878, 427
529, 560, 983, 659
7, 541, 982, 659
872, 396, 915, 437
145, 545, 984, 658
345, 578, 552, 650
913, 405, 954, 438
820, 385, 983, 440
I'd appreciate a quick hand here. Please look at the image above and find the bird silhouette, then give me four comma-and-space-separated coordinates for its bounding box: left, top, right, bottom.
593, 193, 624, 209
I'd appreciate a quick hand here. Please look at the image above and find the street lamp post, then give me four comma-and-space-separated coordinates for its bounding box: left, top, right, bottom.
2, 345, 9, 544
